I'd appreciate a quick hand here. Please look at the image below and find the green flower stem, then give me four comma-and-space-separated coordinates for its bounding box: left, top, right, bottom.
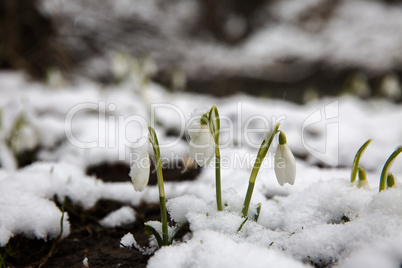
350, 139, 372, 183
379, 145, 402, 192
242, 181, 255, 217
158, 196, 168, 245
209, 105, 222, 211
242, 123, 280, 217
148, 126, 169, 245
215, 150, 222, 211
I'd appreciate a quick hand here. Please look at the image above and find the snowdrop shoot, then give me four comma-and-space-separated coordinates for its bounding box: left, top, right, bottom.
146, 126, 169, 246
274, 131, 296, 186
129, 127, 169, 246
130, 127, 188, 248
350, 139, 372, 183
379, 145, 402, 192
129, 136, 150, 192
188, 106, 222, 211
242, 123, 281, 218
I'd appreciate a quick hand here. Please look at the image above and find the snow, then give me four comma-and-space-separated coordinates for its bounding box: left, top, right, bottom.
120, 232, 136, 248
0, 70, 402, 266
167, 195, 210, 224
339, 235, 402, 268
100, 206, 136, 228
120, 232, 159, 255
148, 230, 307, 268
163, 180, 402, 267
0, 189, 69, 247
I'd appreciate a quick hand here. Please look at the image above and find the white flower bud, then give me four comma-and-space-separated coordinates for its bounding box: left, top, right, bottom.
274, 132, 296, 186
188, 108, 215, 167
189, 124, 215, 167
129, 136, 150, 192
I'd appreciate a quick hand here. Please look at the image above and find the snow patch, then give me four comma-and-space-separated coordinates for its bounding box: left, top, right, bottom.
100, 206, 136, 228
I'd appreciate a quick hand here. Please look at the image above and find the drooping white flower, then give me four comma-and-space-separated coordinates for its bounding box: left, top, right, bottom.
274, 131, 296, 186
129, 136, 150, 192
188, 108, 215, 167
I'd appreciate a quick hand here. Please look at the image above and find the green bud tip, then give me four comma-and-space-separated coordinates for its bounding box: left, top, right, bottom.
387, 173, 395, 188
358, 167, 367, 181
200, 112, 209, 125
278, 131, 287, 145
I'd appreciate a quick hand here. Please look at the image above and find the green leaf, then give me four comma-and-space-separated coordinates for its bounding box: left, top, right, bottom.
237, 217, 248, 233
144, 223, 164, 248
168, 221, 187, 244
0, 254, 6, 268
350, 139, 372, 183
380, 145, 402, 192
253, 203, 262, 222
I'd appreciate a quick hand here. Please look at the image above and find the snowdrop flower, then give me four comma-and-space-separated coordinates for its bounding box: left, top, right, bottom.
188, 109, 215, 167
274, 131, 296, 186
129, 136, 150, 192
357, 167, 370, 190
188, 106, 223, 211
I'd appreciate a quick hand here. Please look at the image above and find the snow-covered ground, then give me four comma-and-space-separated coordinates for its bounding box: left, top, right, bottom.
0, 71, 402, 267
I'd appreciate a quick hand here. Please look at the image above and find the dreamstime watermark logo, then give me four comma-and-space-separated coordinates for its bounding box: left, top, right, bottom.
64, 101, 339, 167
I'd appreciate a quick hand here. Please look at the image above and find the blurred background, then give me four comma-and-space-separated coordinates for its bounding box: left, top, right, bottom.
2, 0, 402, 103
